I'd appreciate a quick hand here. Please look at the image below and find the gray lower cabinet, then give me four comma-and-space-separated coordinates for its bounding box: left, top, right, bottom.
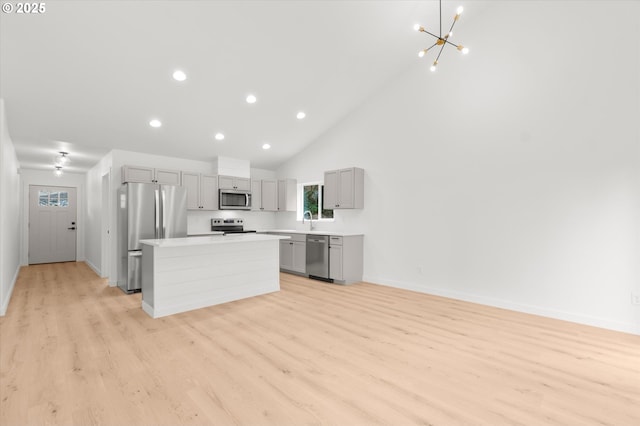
329, 242, 343, 281
329, 235, 363, 284
277, 233, 306, 274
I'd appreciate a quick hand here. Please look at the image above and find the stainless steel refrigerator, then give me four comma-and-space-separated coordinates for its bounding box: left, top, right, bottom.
117, 183, 187, 293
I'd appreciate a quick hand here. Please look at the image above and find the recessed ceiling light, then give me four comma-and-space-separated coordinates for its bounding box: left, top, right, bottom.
215, 133, 225, 141
296, 111, 306, 120
172, 70, 187, 81
262, 143, 271, 150
246, 94, 257, 104
149, 119, 162, 128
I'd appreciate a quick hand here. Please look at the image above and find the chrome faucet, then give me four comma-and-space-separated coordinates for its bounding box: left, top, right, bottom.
302, 210, 314, 230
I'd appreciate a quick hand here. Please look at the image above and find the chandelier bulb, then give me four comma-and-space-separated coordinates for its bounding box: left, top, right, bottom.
430, 62, 437, 72
418, 50, 425, 58
457, 45, 470, 55
456, 6, 464, 15
413, 24, 420, 31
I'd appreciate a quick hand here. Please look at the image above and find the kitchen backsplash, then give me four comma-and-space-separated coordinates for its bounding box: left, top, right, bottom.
187, 210, 277, 234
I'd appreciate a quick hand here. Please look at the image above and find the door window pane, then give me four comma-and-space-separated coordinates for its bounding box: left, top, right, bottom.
39, 190, 49, 206
59, 192, 69, 207
36, 189, 71, 207
49, 192, 59, 207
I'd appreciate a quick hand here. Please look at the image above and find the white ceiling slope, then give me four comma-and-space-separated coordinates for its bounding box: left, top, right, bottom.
1, 0, 479, 172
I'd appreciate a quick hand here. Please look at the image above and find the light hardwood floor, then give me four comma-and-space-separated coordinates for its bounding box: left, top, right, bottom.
1, 262, 639, 425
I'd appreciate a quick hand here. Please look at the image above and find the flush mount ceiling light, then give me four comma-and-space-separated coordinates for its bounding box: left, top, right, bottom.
246, 94, 257, 104
54, 151, 69, 166
54, 166, 63, 177
172, 70, 187, 81
262, 143, 271, 150
149, 119, 162, 128
414, 0, 469, 72
214, 132, 225, 141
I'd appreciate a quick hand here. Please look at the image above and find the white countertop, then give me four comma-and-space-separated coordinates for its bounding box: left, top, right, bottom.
140, 234, 290, 248
187, 231, 224, 237
259, 229, 364, 237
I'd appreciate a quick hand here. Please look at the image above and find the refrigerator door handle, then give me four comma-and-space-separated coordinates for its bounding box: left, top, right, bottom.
162, 189, 167, 238
154, 189, 161, 239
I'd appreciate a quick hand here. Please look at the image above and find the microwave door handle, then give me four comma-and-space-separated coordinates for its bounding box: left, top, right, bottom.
154, 189, 160, 239
245, 193, 250, 207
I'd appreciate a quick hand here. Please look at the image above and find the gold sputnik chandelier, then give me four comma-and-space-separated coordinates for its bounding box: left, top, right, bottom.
414, 0, 469, 72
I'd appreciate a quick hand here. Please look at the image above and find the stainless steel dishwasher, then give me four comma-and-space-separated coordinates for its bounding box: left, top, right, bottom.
306, 235, 332, 282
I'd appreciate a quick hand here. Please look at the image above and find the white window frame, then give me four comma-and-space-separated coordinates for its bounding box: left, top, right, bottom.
297, 182, 334, 222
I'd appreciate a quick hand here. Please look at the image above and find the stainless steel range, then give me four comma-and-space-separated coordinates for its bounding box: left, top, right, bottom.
211, 218, 257, 235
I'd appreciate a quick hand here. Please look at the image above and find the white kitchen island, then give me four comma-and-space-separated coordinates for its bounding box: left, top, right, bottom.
139, 234, 290, 318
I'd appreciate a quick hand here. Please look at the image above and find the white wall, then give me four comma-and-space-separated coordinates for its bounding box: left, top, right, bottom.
0, 99, 21, 316
277, 1, 640, 334
85, 152, 113, 276
19, 169, 87, 266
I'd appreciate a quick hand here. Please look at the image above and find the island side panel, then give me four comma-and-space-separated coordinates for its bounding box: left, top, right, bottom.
141, 244, 155, 316
151, 239, 280, 318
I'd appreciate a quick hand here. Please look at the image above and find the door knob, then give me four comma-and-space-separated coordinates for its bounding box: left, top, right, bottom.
68, 227, 76, 230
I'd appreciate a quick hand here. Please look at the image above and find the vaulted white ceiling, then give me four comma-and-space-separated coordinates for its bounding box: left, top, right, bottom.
1, 0, 481, 172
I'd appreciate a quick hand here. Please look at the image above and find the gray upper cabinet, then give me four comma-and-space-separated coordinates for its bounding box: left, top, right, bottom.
183, 172, 200, 210
277, 179, 297, 212
183, 172, 218, 210
121, 165, 182, 185
251, 180, 262, 211
251, 179, 278, 211
323, 167, 364, 209
218, 175, 251, 191
200, 175, 219, 210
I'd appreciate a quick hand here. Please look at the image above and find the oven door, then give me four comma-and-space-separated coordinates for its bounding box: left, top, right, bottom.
219, 189, 251, 210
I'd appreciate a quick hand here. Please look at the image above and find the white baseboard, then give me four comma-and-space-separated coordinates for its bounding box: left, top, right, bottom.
363, 275, 639, 336
0, 265, 21, 316
142, 300, 155, 318
84, 259, 101, 277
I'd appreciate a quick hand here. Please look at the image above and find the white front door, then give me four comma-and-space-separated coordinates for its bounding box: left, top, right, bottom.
29, 185, 77, 264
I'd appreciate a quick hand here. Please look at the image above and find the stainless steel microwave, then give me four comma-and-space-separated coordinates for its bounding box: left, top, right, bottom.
219, 189, 252, 210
